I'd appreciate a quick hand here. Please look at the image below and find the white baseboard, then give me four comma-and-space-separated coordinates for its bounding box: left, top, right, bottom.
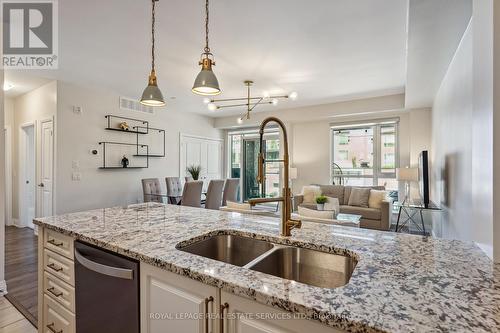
0, 280, 7, 296
11, 218, 20, 227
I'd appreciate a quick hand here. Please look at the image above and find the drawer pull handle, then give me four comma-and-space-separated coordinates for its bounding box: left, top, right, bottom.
219, 302, 229, 333
48, 239, 64, 247
47, 263, 63, 272
47, 322, 63, 333
204, 296, 214, 333
47, 287, 63, 297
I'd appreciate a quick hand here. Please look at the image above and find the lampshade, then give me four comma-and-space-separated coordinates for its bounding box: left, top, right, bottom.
396, 167, 418, 182
192, 65, 221, 96
289, 168, 298, 180
140, 80, 165, 106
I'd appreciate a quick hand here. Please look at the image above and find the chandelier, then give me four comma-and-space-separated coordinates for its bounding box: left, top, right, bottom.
203, 80, 297, 122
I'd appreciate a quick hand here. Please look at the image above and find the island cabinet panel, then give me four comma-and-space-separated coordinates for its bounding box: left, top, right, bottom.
140, 262, 220, 333
38, 227, 76, 333
220, 291, 345, 333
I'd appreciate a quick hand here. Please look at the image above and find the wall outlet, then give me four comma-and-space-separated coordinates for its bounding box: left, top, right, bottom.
73, 106, 82, 114
72, 172, 82, 181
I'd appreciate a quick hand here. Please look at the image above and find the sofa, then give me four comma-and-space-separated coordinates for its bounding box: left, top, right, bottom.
293, 185, 392, 230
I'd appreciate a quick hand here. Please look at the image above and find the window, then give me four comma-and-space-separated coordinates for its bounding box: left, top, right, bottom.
331, 121, 398, 190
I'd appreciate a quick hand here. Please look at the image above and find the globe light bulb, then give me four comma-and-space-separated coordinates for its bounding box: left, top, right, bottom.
263, 91, 270, 98
207, 103, 218, 111
288, 91, 298, 100
271, 98, 279, 106
203, 97, 211, 104
237, 117, 243, 124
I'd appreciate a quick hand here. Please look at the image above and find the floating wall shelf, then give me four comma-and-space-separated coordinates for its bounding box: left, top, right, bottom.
133, 126, 166, 158
104, 115, 149, 134
98, 141, 149, 169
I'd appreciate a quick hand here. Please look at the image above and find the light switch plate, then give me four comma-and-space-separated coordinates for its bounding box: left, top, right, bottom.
72, 160, 80, 169
73, 106, 82, 114
72, 172, 82, 181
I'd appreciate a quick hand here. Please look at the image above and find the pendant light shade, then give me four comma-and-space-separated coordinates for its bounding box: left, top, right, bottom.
141, 70, 165, 106
192, 57, 221, 95
192, 0, 221, 96
140, 0, 165, 107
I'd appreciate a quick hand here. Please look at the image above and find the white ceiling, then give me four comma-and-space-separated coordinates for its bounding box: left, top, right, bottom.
5, 0, 408, 117
405, 0, 472, 109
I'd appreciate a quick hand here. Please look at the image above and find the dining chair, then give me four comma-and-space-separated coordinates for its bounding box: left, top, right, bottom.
184, 176, 194, 183
204, 180, 225, 210
142, 178, 162, 203
222, 178, 240, 206
181, 181, 203, 207
165, 177, 183, 205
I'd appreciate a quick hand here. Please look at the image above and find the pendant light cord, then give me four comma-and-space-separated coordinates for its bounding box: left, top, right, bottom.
204, 0, 210, 53
151, 0, 157, 71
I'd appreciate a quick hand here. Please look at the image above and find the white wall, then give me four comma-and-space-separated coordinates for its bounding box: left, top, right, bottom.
432, 5, 497, 261
55, 81, 223, 214
493, 0, 500, 262
215, 94, 431, 194
0, 70, 5, 292
10, 82, 57, 220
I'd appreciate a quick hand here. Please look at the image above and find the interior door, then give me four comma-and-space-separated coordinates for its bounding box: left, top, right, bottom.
21, 124, 36, 228
180, 135, 222, 191
39, 119, 54, 217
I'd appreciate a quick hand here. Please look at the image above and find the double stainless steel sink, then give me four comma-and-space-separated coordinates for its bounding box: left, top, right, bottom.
178, 234, 356, 289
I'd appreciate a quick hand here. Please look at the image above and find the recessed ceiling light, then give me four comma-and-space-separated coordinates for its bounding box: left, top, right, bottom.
3, 83, 14, 91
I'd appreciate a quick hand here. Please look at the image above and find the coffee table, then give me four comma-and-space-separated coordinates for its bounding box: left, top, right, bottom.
336, 213, 362, 224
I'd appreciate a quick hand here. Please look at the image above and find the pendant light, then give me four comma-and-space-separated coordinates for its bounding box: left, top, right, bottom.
192, 0, 221, 96
140, 0, 165, 107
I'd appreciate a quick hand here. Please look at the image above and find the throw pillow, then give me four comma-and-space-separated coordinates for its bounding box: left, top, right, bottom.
302, 185, 322, 204
298, 206, 334, 220
368, 190, 388, 209
226, 201, 251, 210
324, 197, 340, 215
348, 187, 371, 207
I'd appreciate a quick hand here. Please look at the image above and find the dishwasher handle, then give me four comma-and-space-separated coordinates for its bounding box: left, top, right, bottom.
75, 249, 134, 280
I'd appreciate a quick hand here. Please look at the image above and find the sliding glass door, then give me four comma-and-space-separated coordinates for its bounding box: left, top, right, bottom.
228, 129, 281, 201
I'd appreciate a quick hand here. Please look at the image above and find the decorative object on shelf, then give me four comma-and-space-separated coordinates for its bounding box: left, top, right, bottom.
315, 195, 327, 211
186, 165, 202, 180
140, 0, 165, 107
121, 155, 129, 168
119, 122, 130, 131
105, 115, 149, 134
203, 80, 297, 121
396, 167, 418, 203
98, 142, 149, 169
192, 0, 221, 96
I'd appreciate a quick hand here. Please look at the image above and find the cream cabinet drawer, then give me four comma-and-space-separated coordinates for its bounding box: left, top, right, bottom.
43, 294, 75, 333
43, 271, 75, 313
44, 229, 74, 260
44, 249, 75, 286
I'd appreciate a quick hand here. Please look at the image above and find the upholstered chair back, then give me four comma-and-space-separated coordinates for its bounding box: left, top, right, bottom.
181, 180, 203, 208
222, 178, 240, 206
142, 178, 162, 203
205, 180, 225, 210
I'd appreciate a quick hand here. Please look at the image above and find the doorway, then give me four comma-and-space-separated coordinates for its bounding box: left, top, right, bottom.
19, 124, 35, 229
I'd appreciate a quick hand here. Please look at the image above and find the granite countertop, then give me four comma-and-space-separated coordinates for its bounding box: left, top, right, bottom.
34, 203, 500, 333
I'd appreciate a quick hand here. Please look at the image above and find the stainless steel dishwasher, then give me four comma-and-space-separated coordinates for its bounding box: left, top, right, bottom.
74, 241, 139, 333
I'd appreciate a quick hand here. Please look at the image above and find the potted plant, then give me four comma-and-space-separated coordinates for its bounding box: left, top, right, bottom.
315, 195, 327, 211
186, 165, 202, 180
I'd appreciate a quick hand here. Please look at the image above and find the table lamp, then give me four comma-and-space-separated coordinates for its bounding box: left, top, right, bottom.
396, 167, 418, 204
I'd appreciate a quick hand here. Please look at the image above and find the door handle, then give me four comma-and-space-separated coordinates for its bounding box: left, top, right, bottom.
75, 249, 134, 280
38, 183, 44, 187
46, 323, 63, 333
204, 296, 214, 333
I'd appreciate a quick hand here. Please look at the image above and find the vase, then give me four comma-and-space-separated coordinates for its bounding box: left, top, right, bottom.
316, 203, 324, 211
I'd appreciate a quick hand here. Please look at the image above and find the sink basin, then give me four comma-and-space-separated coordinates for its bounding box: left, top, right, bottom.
247, 246, 356, 288
178, 234, 274, 267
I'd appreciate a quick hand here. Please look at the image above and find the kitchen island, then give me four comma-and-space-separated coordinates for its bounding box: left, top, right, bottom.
34, 202, 500, 333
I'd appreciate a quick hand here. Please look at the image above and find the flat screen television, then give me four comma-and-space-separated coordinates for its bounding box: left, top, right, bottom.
418, 150, 430, 208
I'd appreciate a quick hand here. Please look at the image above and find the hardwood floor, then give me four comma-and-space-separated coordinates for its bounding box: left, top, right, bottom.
0, 297, 37, 333
4, 226, 38, 327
